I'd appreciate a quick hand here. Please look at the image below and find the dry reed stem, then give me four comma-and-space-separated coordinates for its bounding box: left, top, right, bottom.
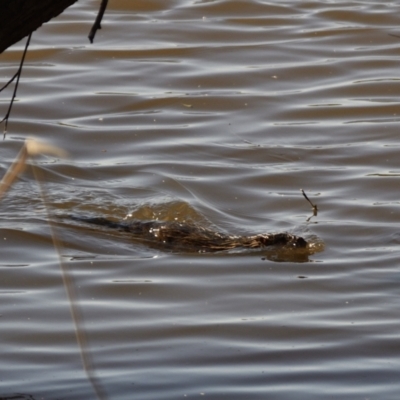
0, 139, 107, 400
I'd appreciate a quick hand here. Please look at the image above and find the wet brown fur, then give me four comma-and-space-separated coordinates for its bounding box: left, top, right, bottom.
72, 216, 308, 252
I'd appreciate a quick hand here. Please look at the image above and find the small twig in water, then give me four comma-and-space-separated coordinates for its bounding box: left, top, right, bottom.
301, 189, 318, 217
88, 0, 109, 44
1, 33, 32, 138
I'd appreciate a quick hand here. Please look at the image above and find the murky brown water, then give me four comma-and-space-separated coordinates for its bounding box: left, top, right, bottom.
1, 1, 400, 399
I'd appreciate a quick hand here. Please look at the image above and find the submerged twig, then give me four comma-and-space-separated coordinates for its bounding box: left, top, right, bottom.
301, 189, 318, 219
0, 139, 107, 400
1, 33, 32, 137
88, 0, 109, 43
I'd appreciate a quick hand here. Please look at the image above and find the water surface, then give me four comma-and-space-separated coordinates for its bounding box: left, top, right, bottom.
1, 1, 400, 399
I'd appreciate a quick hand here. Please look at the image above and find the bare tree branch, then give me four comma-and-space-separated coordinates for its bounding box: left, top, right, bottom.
1, 32, 32, 137
88, 0, 109, 44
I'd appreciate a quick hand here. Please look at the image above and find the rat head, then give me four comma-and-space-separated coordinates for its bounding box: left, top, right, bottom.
256, 233, 308, 248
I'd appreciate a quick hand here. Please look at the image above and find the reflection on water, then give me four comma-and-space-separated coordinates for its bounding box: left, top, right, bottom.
1, 1, 400, 399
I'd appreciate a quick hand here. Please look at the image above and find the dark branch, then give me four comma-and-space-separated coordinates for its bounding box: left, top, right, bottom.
1, 32, 32, 138
0, 0, 79, 54
88, 0, 109, 44
0, 71, 19, 93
